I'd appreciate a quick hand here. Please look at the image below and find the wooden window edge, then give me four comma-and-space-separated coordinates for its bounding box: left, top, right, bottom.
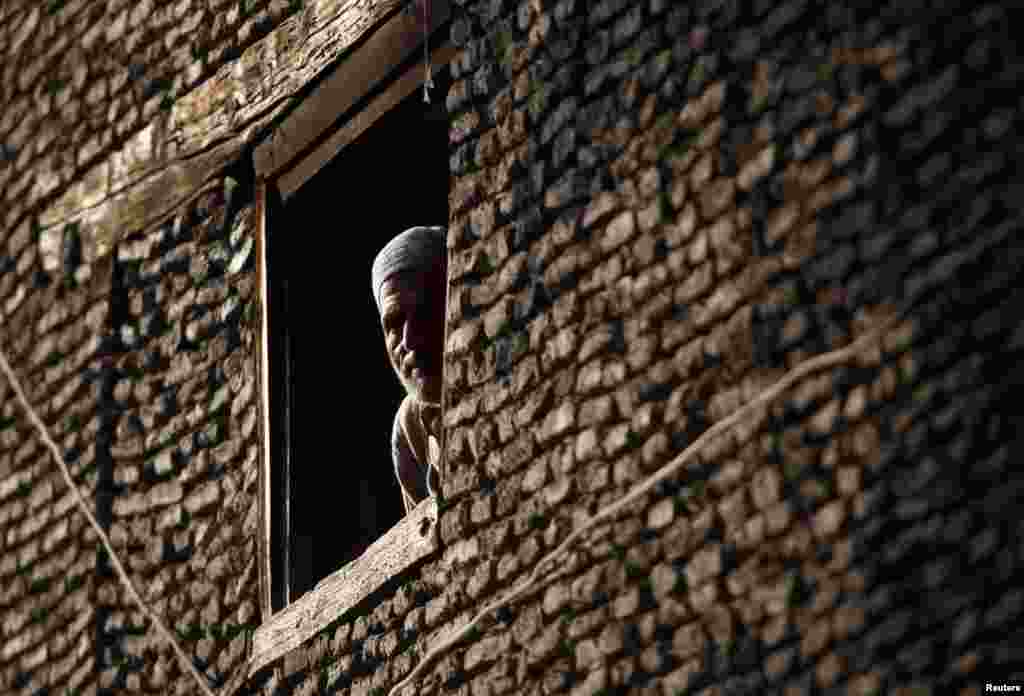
255, 179, 275, 624
249, 2, 456, 674
246, 496, 440, 679
254, 0, 452, 185
277, 39, 456, 202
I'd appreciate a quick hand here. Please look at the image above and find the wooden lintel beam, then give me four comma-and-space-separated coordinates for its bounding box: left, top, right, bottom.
255, 0, 452, 181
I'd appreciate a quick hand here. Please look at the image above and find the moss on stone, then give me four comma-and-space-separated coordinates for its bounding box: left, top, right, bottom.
654, 49, 673, 72
912, 384, 931, 402
688, 61, 706, 87
528, 85, 551, 120
28, 577, 51, 594
749, 92, 769, 114
783, 460, 803, 481
718, 638, 735, 657
654, 112, 675, 135
492, 28, 516, 70
624, 45, 644, 68
684, 480, 705, 499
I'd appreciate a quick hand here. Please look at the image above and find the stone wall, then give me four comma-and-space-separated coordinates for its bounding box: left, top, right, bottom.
3, 0, 1024, 696
1, 168, 263, 695
236, 0, 1024, 695
0, 0, 292, 235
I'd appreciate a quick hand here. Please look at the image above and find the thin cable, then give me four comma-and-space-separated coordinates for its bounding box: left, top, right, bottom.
0, 347, 218, 696
389, 308, 906, 696
423, 0, 433, 103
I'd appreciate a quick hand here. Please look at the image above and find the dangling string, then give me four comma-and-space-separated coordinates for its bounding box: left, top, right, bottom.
423, 0, 433, 102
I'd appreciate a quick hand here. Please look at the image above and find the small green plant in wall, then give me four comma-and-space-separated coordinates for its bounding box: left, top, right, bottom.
718, 638, 736, 658
492, 27, 515, 71
527, 85, 551, 120
748, 91, 769, 114
893, 333, 913, 353
688, 61, 706, 86
654, 111, 675, 135
513, 330, 530, 356
783, 460, 804, 481
465, 623, 484, 642
624, 45, 644, 68
658, 192, 673, 223
46, 77, 67, 96
560, 605, 577, 623
682, 480, 705, 500
654, 49, 672, 73
29, 577, 51, 594
912, 383, 931, 403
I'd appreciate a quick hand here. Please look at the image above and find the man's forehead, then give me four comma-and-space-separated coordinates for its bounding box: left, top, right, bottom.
382, 266, 443, 294
381, 272, 421, 296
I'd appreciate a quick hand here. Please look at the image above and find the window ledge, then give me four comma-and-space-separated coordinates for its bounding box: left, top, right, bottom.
247, 496, 439, 677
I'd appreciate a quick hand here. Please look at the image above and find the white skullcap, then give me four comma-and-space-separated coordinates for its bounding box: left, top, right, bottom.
371, 226, 447, 314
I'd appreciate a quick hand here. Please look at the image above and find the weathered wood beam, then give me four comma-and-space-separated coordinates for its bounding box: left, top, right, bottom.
247, 496, 440, 678
256, 0, 452, 181
277, 40, 456, 201
255, 180, 275, 627
36, 0, 428, 254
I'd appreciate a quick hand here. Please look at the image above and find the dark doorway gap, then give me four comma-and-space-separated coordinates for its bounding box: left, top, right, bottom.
268, 63, 451, 605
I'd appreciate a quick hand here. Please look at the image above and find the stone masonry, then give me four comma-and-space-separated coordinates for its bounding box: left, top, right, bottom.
2, 0, 1024, 695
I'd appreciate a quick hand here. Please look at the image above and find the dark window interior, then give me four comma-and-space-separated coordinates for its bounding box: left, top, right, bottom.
267, 58, 451, 608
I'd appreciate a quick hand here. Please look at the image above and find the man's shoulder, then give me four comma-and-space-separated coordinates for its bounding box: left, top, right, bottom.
398, 394, 422, 423
394, 395, 420, 441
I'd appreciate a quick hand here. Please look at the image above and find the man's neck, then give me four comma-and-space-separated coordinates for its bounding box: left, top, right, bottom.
415, 399, 442, 438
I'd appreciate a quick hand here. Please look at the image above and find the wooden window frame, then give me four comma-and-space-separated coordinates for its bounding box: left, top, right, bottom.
248, 0, 453, 679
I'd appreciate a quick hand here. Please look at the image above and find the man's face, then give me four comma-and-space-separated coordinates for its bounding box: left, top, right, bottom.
379, 263, 446, 404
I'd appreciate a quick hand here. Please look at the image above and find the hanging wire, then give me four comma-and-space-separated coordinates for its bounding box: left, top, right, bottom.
423, 0, 433, 102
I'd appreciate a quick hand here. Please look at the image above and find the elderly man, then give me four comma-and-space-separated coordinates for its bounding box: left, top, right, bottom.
372, 226, 447, 514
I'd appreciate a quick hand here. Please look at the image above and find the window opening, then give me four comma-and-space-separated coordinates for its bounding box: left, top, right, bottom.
266, 56, 451, 607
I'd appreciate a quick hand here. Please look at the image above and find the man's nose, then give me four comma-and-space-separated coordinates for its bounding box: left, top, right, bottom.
402, 320, 425, 353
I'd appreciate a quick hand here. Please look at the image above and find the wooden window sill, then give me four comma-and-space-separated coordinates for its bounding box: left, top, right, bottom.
246, 495, 439, 678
